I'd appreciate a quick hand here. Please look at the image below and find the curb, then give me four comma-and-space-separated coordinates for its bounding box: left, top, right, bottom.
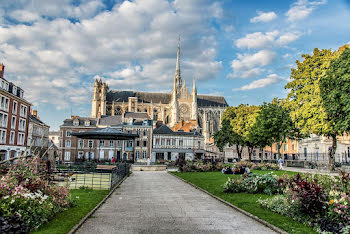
68, 173, 130, 234
168, 172, 287, 234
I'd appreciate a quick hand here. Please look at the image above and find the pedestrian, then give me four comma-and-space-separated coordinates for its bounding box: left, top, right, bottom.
111, 157, 115, 164
278, 157, 284, 170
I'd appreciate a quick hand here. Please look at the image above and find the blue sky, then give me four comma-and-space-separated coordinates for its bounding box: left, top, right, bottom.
0, 0, 349, 130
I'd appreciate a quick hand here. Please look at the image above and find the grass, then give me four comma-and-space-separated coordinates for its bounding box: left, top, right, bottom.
171, 170, 316, 234
32, 189, 109, 234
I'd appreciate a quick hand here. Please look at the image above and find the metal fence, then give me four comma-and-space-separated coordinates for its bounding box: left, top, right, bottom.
53, 163, 130, 190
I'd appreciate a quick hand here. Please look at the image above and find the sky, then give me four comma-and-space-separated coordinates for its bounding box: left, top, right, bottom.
0, 0, 350, 130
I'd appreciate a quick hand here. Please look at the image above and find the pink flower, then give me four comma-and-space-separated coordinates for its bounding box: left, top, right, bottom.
334, 208, 338, 212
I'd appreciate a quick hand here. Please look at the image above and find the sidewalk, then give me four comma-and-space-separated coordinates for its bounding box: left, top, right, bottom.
284, 166, 342, 176
76, 171, 275, 234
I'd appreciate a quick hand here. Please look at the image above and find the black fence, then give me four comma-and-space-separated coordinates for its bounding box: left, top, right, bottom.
53, 163, 130, 190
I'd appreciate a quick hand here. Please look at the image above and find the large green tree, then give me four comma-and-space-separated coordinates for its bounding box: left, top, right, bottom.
320, 46, 350, 169
285, 48, 338, 170
251, 98, 295, 159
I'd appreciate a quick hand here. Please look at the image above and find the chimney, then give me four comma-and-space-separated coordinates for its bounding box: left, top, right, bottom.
0, 64, 4, 78
33, 110, 38, 117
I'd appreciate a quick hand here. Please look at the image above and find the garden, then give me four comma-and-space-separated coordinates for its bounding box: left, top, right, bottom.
0, 157, 108, 233
172, 160, 350, 234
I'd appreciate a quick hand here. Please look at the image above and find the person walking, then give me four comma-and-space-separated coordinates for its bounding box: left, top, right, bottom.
111, 157, 115, 164
278, 157, 284, 170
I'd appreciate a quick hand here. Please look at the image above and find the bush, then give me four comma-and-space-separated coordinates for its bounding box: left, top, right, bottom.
0, 212, 29, 234
223, 173, 281, 195
0, 157, 74, 230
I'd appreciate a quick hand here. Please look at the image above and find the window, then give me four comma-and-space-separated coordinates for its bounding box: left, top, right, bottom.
161, 139, 165, 145
136, 129, 140, 135
143, 130, 147, 136
110, 140, 114, 147
17, 132, 25, 145
275, 144, 278, 151
12, 101, 17, 115
84, 120, 90, 126
179, 140, 183, 147
136, 151, 140, 158
66, 131, 72, 137
136, 140, 140, 147
20, 105, 27, 117
100, 140, 104, 147
142, 151, 146, 158
166, 139, 170, 146
78, 151, 84, 159
73, 120, 79, 126
18, 118, 25, 131
11, 116, 16, 129
0, 113, 8, 128
64, 152, 71, 161
65, 140, 71, 147
172, 139, 176, 145
284, 144, 288, 151
13, 86, 17, 95
0, 130, 6, 143
9, 131, 15, 144
117, 140, 121, 147
88, 140, 93, 148
126, 140, 133, 147
79, 140, 84, 148
155, 138, 160, 145
198, 141, 201, 148
143, 140, 147, 147
292, 144, 295, 150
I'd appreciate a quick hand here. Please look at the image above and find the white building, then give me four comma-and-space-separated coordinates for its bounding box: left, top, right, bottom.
152, 124, 204, 162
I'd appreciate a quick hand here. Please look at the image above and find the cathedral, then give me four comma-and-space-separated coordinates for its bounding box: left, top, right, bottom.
91, 41, 228, 143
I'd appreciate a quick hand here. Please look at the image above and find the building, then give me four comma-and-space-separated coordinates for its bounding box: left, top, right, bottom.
90, 41, 228, 143
152, 124, 204, 162
0, 64, 31, 161
49, 131, 60, 147
27, 110, 50, 157
58, 113, 153, 162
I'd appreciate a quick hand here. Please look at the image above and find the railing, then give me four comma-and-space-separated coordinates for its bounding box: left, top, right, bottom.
53, 163, 130, 190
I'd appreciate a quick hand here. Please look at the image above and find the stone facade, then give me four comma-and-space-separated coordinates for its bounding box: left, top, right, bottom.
152, 124, 205, 162
91, 41, 228, 143
27, 110, 50, 157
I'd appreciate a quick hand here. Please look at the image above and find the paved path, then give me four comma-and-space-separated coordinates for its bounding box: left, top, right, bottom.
76, 172, 275, 234
284, 167, 342, 175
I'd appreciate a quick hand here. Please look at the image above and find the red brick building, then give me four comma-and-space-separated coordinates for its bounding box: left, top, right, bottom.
0, 64, 31, 161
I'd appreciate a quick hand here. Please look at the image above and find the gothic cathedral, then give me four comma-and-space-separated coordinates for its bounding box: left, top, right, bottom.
91, 41, 228, 143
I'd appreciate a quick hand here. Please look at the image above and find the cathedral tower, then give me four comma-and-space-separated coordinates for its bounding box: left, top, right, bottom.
91, 79, 108, 118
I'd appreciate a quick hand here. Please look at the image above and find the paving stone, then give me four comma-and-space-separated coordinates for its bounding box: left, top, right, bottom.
76, 171, 276, 234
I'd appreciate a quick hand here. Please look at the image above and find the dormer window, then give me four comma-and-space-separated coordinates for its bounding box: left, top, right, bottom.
84, 120, 90, 126
73, 119, 79, 126
13, 86, 17, 95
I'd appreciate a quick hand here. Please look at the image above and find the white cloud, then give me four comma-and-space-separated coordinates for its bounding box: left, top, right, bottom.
235, 31, 279, 49
286, 0, 327, 22
235, 30, 301, 49
235, 74, 283, 91
228, 50, 276, 78
9, 10, 41, 22
0, 0, 223, 109
250, 11, 277, 23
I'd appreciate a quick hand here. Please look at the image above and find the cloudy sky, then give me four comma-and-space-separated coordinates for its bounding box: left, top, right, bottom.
0, 0, 349, 130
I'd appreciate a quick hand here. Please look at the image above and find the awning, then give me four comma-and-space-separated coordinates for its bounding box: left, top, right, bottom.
71, 127, 138, 140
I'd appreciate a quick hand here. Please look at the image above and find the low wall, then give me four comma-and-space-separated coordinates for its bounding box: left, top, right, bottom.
132, 165, 167, 171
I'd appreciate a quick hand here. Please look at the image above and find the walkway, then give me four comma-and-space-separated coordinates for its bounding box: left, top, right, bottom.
76, 172, 275, 234
284, 167, 343, 175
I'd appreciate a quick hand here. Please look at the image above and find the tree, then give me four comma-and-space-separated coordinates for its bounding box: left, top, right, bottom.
251, 98, 295, 160
214, 107, 245, 161
285, 48, 338, 170
230, 104, 260, 161
320, 46, 350, 170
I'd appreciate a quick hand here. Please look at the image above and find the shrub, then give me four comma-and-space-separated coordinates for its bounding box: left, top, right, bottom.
223, 173, 281, 195
0, 156, 74, 230
0, 212, 29, 234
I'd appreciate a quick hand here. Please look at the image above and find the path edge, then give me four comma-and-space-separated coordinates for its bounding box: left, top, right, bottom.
67, 173, 130, 234
168, 172, 287, 234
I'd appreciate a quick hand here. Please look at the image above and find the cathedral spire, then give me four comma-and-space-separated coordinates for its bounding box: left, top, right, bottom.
174, 36, 182, 90
192, 78, 197, 94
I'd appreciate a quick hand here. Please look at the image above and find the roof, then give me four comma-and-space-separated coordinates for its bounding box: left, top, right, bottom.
124, 112, 150, 119
62, 117, 97, 127
106, 90, 228, 107
71, 127, 138, 140
98, 115, 122, 126
153, 124, 202, 136
29, 115, 49, 127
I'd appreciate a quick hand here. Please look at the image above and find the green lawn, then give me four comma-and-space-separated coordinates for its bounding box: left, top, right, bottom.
172, 171, 316, 234
32, 189, 109, 234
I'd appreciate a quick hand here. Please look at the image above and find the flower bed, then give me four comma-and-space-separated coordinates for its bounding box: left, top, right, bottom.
258, 172, 350, 233
0, 157, 75, 232
178, 160, 223, 172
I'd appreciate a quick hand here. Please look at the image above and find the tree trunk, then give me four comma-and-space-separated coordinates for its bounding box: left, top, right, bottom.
328, 135, 337, 171
277, 143, 281, 161
248, 146, 253, 162
236, 144, 242, 161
